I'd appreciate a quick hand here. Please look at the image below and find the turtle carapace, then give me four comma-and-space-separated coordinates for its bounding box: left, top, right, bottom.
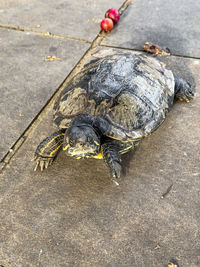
34, 49, 194, 184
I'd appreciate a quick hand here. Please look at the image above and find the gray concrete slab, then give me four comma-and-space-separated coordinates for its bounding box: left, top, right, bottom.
0, 0, 123, 41
102, 0, 200, 58
0, 49, 199, 266
0, 28, 90, 161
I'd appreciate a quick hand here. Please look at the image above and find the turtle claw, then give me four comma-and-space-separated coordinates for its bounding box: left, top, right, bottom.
111, 179, 120, 186
34, 160, 40, 171
110, 161, 121, 185
31, 156, 37, 162
40, 160, 45, 171
45, 161, 49, 169
34, 155, 54, 171
175, 78, 195, 102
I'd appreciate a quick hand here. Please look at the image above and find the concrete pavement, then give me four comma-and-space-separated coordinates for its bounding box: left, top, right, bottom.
0, 0, 199, 266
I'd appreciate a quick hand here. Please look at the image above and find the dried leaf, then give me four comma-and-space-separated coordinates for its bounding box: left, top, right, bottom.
44, 32, 51, 37
154, 244, 160, 250
45, 56, 60, 61
144, 42, 170, 55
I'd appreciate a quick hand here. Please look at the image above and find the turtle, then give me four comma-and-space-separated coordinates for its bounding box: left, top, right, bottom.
34, 49, 194, 184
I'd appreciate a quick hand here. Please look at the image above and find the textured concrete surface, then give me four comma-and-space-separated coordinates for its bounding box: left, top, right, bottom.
0, 50, 199, 266
102, 0, 200, 58
0, 0, 200, 266
0, 0, 122, 41
0, 28, 90, 161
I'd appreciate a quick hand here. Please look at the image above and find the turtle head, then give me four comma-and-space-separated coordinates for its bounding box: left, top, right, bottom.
63, 125, 100, 158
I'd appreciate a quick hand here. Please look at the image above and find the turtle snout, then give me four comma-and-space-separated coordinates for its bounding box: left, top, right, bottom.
76, 137, 87, 147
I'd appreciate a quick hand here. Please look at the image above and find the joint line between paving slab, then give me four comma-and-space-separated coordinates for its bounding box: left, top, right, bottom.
0, 0, 132, 173
0, 0, 132, 43
0, 24, 92, 44
101, 43, 200, 60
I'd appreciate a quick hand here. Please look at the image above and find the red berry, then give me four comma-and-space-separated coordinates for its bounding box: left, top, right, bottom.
105, 8, 120, 24
100, 18, 114, 32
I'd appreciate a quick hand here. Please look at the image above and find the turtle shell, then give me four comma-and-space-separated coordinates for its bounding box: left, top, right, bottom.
53, 49, 175, 141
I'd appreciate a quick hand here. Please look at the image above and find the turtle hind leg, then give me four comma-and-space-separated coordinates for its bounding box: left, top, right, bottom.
34, 129, 65, 171
174, 77, 194, 102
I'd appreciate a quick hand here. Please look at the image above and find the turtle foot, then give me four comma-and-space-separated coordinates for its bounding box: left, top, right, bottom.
34, 156, 54, 171
175, 77, 194, 102
110, 160, 121, 186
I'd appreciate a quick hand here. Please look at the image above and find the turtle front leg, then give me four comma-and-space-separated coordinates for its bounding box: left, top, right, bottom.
102, 139, 135, 185
174, 77, 194, 102
34, 129, 65, 171
102, 141, 121, 185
